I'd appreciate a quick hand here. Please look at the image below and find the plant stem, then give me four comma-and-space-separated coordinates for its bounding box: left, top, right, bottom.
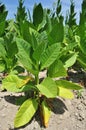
35, 74, 39, 85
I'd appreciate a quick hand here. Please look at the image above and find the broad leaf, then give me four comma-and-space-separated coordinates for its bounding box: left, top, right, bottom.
48, 60, 67, 78
33, 42, 46, 62
56, 80, 82, 90
14, 99, 38, 128
64, 53, 78, 68
1, 74, 34, 92
4, 33, 18, 58
41, 100, 51, 128
33, 3, 43, 26
16, 38, 37, 74
40, 43, 61, 70
48, 18, 64, 44
58, 87, 74, 99
37, 77, 57, 98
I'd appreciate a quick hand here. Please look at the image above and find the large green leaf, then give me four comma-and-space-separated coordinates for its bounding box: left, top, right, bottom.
16, 38, 37, 74
14, 98, 38, 128
64, 53, 78, 68
1, 74, 23, 92
33, 3, 43, 26
20, 21, 32, 43
48, 60, 67, 78
4, 33, 18, 58
1, 74, 34, 92
48, 18, 64, 44
33, 42, 46, 62
56, 80, 82, 90
40, 43, 61, 70
37, 77, 57, 98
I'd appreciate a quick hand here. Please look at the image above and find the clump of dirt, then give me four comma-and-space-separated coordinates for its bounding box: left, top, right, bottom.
0, 70, 86, 130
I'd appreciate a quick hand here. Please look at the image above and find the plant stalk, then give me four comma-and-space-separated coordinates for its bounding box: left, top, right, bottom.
35, 73, 39, 85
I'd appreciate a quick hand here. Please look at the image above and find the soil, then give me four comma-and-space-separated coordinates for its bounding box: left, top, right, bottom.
0, 69, 86, 130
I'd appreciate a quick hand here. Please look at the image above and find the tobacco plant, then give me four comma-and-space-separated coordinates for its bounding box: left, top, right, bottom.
1, 2, 82, 128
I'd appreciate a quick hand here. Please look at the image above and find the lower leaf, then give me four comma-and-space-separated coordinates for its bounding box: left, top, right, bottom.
58, 87, 74, 99
41, 100, 51, 128
14, 98, 38, 128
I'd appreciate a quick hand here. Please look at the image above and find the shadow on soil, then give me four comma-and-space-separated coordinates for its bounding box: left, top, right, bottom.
4, 94, 68, 130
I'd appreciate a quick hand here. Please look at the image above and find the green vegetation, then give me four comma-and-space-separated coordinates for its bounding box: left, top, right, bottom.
0, 0, 85, 128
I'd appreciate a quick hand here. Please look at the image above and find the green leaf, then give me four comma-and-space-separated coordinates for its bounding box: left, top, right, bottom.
48, 60, 67, 78
40, 43, 61, 70
0, 21, 5, 36
33, 3, 43, 26
41, 100, 51, 127
49, 18, 64, 43
4, 33, 18, 58
77, 53, 86, 69
0, 38, 6, 57
58, 87, 74, 99
37, 77, 57, 98
16, 38, 37, 74
14, 98, 38, 128
1, 74, 35, 92
56, 80, 82, 90
1, 74, 23, 92
0, 60, 5, 72
20, 21, 32, 43
64, 53, 78, 68
33, 42, 46, 62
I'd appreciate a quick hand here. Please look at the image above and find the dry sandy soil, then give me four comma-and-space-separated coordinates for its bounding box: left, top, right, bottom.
0, 70, 86, 130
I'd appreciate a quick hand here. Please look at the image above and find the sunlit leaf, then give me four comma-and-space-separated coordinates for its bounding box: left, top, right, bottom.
14, 98, 38, 128
1, 74, 34, 92
41, 100, 51, 127
37, 77, 57, 98
40, 43, 61, 70
48, 60, 67, 78
56, 80, 82, 90
58, 86, 74, 99
64, 53, 78, 68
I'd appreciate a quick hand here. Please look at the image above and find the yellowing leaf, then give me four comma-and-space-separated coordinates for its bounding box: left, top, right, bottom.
1, 74, 34, 92
17, 76, 34, 88
41, 100, 51, 128
58, 87, 74, 99
14, 99, 38, 128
